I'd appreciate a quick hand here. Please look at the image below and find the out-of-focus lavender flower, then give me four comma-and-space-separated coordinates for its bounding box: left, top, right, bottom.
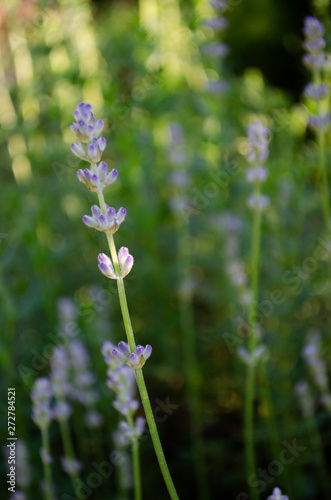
203, 42, 229, 57
247, 193, 270, 213
31, 378, 53, 429
40, 447, 52, 465
61, 457, 82, 476
304, 82, 329, 101
112, 341, 152, 370
295, 381, 314, 418
15, 440, 31, 490
228, 261, 247, 287
98, 247, 134, 280
169, 171, 190, 188
309, 112, 331, 131
119, 416, 146, 442
50, 347, 71, 399
203, 17, 228, 31
237, 345, 267, 366
77, 162, 118, 192
85, 410, 104, 428
53, 401, 72, 422
83, 205, 126, 234
267, 487, 289, 500
245, 167, 268, 186
58, 297, 78, 324
210, 0, 227, 10
167, 123, 188, 166
303, 16, 327, 71
9, 492, 27, 500
206, 80, 229, 94
68, 341, 98, 405
246, 121, 270, 164
302, 331, 329, 393
216, 212, 243, 232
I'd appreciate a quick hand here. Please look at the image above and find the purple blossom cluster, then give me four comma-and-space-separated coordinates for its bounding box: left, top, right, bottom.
167, 123, 191, 216
70, 102, 133, 281
50, 347, 72, 421
31, 378, 53, 430
302, 16, 330, 131
245, 120, 270, 213
102, 341, 146, 442
267, 487, 289, 500
98, 248, 134, 280
202, 1, 230, 94
68, 340, 103, 428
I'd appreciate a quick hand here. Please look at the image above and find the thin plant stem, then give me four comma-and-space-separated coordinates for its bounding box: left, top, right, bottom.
244, 195, 262, 500
318, 129, 330, 231
59, 418, 80, 497
127, 414, 142, 500
306, 414, 331, 499
41, 427, 52, 500
94, 183, 180, 500
176, 217, 209, 500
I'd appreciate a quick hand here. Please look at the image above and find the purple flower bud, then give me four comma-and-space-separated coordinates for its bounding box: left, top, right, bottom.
129, 353, 140, 367
83, 205, 126, 235
85, 410, 103, 428
309, 112, 331, 131
203, 17, 228, 31
143, 345, 152, 360
61, 457, 82, 476
203, 42, 229, 57
40, 448, 52, 465
118, 246, 134, 278
245, 166, 268, 185
246, 120, 270, 164
135, 417, 146, 437
31, 378, 53, 429
267, 487, 289, 500
113, 348, 128, 364
119, 421, 133, 439
71, 142, 88, 161
98, 253, 117, 279
247, 193, 270, 213
304, 82, 329, 101
118, 341, 131, 357
53, 401, 72, 421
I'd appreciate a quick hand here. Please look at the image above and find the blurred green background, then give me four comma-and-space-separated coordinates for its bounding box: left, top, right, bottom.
1, 0, 331, 499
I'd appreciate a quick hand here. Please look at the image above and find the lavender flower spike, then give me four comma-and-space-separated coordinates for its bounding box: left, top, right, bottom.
112, 341, 152, 370
246, 120, 270, 164
31, 378, 53, 429
267, 487, 289, 500
71, 102, 104, 143
83, 205, 126, 235
77, 162, 118, 192
98, 253, 117, 279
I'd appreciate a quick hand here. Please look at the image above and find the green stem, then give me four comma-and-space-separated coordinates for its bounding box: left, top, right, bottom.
176, 219, 209, 500
244, 196, 262, 500
59, 418, 80, 498
307, 415, 331, 499
127, 415, 142, 500
318, 129, 330, 231
41, 427, 52, 500
94, 181, 179, 499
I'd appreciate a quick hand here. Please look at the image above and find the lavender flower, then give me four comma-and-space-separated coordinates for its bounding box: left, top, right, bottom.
206, 80, 229, 94
68, 340, 99, 407
70, 102, 104, 143
295, 380, 314, 418
77, 162, 118, 192
304, 82, 329, 101
53, 400, 72, 421
309, 112, 331, 131
61, 457, 82, 476
50, 347, 71, 399
85, 410, 104, 428
82, 205, 126, 234
31, 378, 53, 429
267, 487, 289, 500
246, 121, 270, 164
203, 42, 229, 57
247, 193, 270, 213
16, 440, 31, 490
119, 416, 146, 441
203, 17, 228, 31
9, 492, 27, 500
237, 345, 267, 366
302, 331, 329, 393
98, 247, 134, 279
40, 448, 52, 465
303, 16, 327, 70
57, 297, 78, 324
245, 166, 268, 185
210, 0, 227, 9
112, 341, 152, 370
